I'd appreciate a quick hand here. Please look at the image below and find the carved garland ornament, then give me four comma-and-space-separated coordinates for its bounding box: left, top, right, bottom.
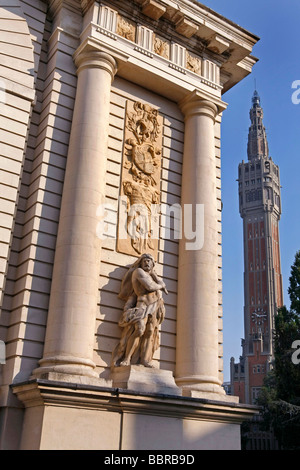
117, 101, 163, 259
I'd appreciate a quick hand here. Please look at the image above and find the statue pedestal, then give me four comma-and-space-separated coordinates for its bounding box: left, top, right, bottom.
111, 365, 181, 396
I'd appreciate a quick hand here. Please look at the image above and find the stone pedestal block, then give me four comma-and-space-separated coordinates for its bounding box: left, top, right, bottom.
111, 365, 181, 395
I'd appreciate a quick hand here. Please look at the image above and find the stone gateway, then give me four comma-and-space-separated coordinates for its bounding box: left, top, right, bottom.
0, 0, 259, 450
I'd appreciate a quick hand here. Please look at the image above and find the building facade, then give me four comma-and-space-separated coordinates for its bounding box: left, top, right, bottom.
231, 91, 283, 405
0, 0, 259, 450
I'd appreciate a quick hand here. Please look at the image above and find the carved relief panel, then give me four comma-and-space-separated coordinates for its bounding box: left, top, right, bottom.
153, 35, 170, 59
117, 100, 163, 259
116, 16, 136, 42
186, 51, 202, 75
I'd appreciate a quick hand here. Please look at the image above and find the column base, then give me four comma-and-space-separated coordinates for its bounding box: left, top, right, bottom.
31, 355, 110, 387
30, 371, 112, 388
176, 375, 240, 403
182, 388, 239, 403
111, 365, 181, 396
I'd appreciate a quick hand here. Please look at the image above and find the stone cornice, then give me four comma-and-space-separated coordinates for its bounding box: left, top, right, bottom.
46, 0, 259, 50
136, 0, 260, 45
108, 0, 259, 93
13, 379, 260, 424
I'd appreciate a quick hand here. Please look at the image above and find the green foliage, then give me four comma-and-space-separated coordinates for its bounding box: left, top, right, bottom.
258, 251, 300, 449
274, 306, 300, 401
288, 250, 300, 315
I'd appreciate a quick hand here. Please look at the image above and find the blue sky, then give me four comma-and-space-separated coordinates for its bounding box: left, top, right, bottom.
199, 1, 300, 381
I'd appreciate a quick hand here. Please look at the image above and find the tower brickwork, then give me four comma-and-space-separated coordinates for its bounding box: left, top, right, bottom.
231, 91, 283, 405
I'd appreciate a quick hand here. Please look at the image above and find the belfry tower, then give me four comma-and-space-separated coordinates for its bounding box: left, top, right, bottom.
231, 91, 283, 404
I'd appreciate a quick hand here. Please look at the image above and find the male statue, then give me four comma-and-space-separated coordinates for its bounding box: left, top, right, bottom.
112, 253, 167, 368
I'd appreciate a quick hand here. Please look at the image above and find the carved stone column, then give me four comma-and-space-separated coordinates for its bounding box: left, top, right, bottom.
32, 47, 117, 382
175, 91, 226, 398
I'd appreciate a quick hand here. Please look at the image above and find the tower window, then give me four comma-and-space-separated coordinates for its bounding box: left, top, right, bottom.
252, 387, 262, 402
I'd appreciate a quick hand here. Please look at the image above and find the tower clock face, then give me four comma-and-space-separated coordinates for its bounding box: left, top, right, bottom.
251, 311, 267, 325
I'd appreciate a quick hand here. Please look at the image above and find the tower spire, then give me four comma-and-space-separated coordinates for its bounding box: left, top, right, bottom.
247, 90, 269, 161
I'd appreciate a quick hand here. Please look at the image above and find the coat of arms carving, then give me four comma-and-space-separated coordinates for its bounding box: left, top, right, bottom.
117, 100, 163, 259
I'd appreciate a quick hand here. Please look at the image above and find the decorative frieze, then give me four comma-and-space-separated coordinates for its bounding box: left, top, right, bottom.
96, 4, 220, 87
186, 51, 202, 76
153, 35, 170, 59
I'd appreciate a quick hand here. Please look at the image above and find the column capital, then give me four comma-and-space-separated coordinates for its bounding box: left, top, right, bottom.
179, 89, 227, 120
74, 43, 118, 80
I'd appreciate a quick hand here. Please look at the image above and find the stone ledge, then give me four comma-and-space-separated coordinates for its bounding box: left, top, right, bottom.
182, 388, 240, 404
12, 379, 260, 424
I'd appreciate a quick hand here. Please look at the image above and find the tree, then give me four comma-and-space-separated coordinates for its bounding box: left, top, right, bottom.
288, 250, 300, 314
258, 251, 300, 449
